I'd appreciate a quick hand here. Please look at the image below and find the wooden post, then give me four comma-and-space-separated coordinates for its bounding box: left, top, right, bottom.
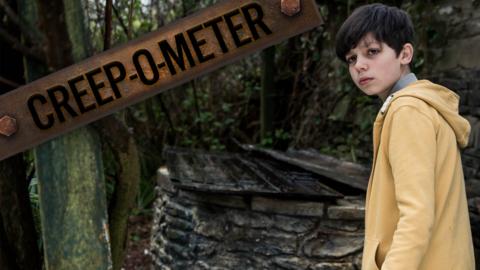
35, 129, 112, 269
21, 0, 112, 269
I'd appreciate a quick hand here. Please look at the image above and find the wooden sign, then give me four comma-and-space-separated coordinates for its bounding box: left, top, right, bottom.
0, 0, 322, 161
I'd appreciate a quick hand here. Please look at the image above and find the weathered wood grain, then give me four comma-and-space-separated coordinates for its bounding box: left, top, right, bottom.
0, 0, 322, 161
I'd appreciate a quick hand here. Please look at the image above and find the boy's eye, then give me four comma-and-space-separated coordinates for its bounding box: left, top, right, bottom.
368, 48, 380, 55
346, 55, 356, 65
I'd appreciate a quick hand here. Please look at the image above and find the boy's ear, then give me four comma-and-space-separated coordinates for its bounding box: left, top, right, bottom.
400, 43, 414, 65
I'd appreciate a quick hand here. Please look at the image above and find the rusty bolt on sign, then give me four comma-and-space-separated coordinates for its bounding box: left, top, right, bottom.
281, 0, 301, 16
0, 115, 17, 137
0, 0, 322, 161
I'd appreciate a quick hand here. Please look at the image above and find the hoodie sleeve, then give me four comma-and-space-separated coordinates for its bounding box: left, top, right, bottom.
382, 104, 436, 270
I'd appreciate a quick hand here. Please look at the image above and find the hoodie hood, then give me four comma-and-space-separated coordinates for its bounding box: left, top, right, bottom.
381, 80, 471, 148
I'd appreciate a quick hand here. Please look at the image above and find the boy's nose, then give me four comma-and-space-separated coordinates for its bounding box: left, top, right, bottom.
354, 57, 368, 71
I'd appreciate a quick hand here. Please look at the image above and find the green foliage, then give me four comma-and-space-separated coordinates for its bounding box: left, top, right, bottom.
261, 129, 292, 148
28, 176, 43, 248
79, 0, 445, 217
133, 178, 156, 215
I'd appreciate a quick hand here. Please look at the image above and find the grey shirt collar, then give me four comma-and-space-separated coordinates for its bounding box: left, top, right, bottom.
389, 73, 418, 95
380, 73, 418, 114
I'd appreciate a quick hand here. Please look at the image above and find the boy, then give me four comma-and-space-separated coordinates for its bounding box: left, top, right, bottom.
335, 4, 475, 270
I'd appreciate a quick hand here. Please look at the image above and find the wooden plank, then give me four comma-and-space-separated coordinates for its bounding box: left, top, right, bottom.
244, 146, 369, 191
0, 0, 322, 161
164, 147, 343, 199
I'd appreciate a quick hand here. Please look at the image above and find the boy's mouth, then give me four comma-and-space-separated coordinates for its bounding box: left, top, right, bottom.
359, 77, 373, 85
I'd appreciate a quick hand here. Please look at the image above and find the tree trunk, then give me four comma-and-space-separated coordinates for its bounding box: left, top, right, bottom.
100, 2, 141, 268
261, 46, 276, 142
95, 118, 140, 270
0, 155, 41, 270
0, 1, 42, 269
0, 217, 16, 269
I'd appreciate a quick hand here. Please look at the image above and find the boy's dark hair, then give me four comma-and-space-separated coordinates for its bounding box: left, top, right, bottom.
335, 3, 414, 62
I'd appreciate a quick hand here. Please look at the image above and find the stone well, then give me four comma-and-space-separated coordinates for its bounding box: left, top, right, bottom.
150, 147, 368, 270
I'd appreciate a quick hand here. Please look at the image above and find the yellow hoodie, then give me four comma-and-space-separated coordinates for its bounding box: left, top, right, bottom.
362, 80, 475, 270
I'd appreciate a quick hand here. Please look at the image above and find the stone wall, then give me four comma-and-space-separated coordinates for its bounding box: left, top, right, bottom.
150, 173, 365, 270
426, 0, 480, 265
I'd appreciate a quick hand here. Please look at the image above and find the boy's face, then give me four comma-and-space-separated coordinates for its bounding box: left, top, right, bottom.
345, 33, 412, 100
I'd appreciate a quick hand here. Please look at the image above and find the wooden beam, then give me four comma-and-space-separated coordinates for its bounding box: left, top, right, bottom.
0, 0, 322, 161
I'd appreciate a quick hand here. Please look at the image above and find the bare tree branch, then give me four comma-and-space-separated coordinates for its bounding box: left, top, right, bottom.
94, 0, 105, 38
127, 0, 135, 40
156, 95, 176, 143
0, 0, 44, 44
148, 0, 155, 31
0, 27, 44, 62
191, 80, 204, 142
0, 76, 20, 88
104, 0, 112, 50
154, 0, 164, 28
112, 4, 129, 37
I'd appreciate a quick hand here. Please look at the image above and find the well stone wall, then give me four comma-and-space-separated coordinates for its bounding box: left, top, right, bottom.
150, 181, 365, 270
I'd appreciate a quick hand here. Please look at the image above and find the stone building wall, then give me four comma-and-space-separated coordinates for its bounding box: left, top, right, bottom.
426, 0, 480, 264
150, 180, 365, 270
